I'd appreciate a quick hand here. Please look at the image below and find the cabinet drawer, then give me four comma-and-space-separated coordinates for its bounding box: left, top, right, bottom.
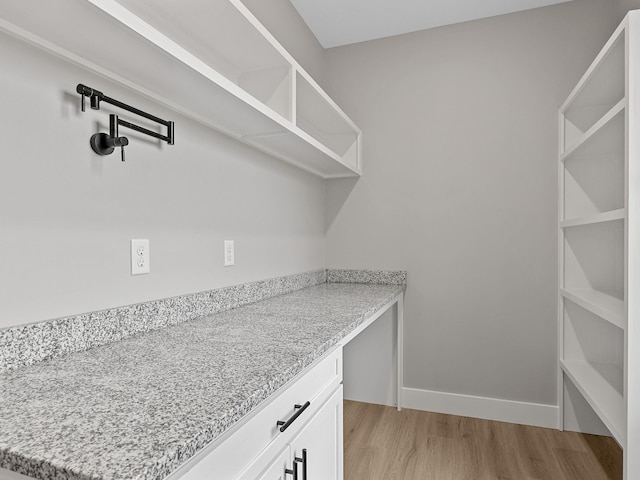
238, 385, 343, 480
171, 347, 342, 480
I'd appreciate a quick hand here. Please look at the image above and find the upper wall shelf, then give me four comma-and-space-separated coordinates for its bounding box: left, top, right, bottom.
0, 0, 362, 179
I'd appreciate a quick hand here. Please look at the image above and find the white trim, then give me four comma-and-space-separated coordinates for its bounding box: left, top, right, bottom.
397, 292, 404, 411
558, 108, 566, 433
403, 387, 559, 429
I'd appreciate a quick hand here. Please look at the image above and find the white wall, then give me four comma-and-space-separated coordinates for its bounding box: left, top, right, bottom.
0, 27, 326, 329
322, 0, 618, 410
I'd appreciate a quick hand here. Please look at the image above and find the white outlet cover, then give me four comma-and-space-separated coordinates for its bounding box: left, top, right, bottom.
224, 240, 234, 267
131, 239, 150, 275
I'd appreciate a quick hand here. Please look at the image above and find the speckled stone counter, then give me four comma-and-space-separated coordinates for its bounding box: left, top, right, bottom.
0, 280, 404, 480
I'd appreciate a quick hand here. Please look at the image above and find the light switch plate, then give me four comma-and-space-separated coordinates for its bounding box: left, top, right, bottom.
224, 240, 234, 267
131, 239, 150, 275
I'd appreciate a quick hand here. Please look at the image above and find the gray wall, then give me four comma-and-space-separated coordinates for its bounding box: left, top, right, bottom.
0, 27, 325, 329
241, 0, 326, 84
617, 0, 640, 22
323, 0, 618, 406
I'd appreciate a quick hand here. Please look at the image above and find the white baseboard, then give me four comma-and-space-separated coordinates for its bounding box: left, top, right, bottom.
402, 387, 559, 429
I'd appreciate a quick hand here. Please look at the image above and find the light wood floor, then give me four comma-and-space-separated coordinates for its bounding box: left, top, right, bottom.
344, 400, 622, 480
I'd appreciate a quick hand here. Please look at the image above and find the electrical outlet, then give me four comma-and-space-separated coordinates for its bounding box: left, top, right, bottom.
224, 240, 234, 267
131, 239, 150, 275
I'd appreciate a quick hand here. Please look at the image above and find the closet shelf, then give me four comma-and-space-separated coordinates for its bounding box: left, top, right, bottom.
561, 288, 625, 330
0, 0, 362, 179
561, 29, 625, 132
559, 13, 640, 474
560, 209, 626, 228
560, 359, 625, 445
561, 99, 625, 162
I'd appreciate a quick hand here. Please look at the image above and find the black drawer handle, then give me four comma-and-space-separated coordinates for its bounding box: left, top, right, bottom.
295, 449, 307, 480
285, 455, 303, 480
277, 401, 311, 432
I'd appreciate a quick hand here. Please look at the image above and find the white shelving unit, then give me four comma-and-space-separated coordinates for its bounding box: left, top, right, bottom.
0, 0, 362, 178
558, 10, 640, 479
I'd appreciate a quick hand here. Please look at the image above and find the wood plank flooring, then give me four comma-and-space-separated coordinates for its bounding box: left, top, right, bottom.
344, 400, 622, 480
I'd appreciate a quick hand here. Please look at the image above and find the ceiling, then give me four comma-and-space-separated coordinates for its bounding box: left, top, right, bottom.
288, 0, 574, 48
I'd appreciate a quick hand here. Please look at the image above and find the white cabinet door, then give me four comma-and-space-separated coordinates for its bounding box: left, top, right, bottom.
237, 446, 290, 480
289, 386, 343, 480
256, 448, 291, 480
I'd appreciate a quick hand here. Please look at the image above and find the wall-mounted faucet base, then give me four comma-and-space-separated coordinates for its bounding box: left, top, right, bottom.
90, 133, 115, 156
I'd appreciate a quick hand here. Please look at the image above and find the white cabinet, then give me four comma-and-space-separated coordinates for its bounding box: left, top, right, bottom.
0, 0, 361, 178
288, 387, 343, 480
248, 448, 290, 480
169, 348, 343, 480
558, 10, 640, 479
240, 386, 343, 480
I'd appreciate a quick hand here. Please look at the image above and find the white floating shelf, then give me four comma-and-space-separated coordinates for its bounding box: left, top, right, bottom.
561, 99, 625, 162
0, 0, 362, 179
561, 27, 625, 132
561, 209, 626, 228
561, 288, 625, 330
561, 359, 625, 445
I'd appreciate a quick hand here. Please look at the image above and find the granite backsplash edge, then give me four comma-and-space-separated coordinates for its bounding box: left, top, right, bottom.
0, 269, 406, 373
327, 268, 407, 285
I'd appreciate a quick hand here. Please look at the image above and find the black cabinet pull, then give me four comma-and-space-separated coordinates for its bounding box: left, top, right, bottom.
276, 401, 311, 432
285, 456, 303, 479
294, 449, 307, 480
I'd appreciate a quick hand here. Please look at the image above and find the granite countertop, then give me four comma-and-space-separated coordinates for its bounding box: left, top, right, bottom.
0, 282, 403, 480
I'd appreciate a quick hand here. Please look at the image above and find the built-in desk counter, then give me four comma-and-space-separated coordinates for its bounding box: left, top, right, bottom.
0, 271, 405, 480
